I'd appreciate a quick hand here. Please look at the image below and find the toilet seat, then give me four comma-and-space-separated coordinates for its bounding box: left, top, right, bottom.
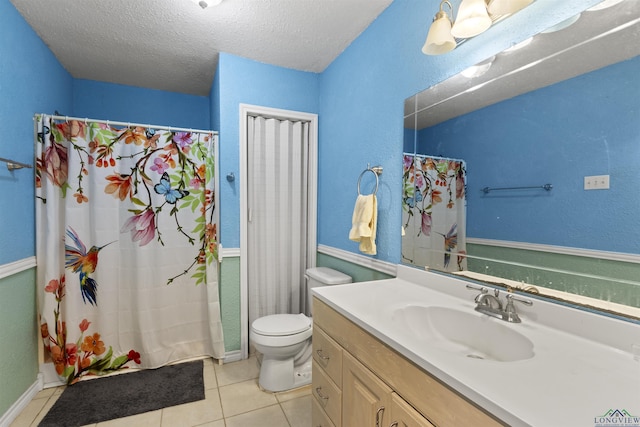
252, 313, 311, 336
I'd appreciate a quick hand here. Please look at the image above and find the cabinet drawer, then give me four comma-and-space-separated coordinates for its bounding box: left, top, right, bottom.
312, 396, 337, 427
313, 326, 343, 386
312, 363, 342, 427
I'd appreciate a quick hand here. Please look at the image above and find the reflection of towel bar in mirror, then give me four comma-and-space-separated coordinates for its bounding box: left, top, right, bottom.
0, 156, 33, 171
482, 183, 552, 194
357, 164, 383, 195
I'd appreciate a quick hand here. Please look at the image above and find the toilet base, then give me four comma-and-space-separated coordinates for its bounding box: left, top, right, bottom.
258, 355, 312, 392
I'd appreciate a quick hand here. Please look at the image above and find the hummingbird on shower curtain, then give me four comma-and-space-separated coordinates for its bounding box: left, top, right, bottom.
64, 227, 115, 306
437, 223, 458, 268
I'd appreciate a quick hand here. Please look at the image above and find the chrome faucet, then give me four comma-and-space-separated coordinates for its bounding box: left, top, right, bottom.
466, 285, 533, 323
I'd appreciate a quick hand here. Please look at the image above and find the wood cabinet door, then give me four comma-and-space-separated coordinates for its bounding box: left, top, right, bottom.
389, 393, 436, 427
342, 352, 392, 427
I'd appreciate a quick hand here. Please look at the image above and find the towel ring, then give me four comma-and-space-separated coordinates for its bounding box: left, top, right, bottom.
357, 165, 383, 196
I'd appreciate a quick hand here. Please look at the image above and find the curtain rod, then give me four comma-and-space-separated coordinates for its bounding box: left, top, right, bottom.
38, 114, 217, 135
247, 113, 311, 124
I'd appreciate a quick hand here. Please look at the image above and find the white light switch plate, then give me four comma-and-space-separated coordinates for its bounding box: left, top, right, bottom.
584, 175, 610, 190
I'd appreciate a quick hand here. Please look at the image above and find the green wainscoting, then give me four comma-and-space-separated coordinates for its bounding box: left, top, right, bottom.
218, 251, 392, 355
467, 243, 640, 308
316, 253, 394, 283
220, 257, 241, 352
0, 268, 38, 418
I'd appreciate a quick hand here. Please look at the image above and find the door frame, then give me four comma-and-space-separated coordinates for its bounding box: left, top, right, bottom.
239, 103, 318, 360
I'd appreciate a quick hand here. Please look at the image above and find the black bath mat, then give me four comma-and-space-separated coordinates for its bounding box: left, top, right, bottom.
39, 359, 204, 426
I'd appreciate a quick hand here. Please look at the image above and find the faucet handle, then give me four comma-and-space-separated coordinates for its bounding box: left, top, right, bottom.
505, 293, 533, 306
503, 294, 533, 323
465, 284, 487, 293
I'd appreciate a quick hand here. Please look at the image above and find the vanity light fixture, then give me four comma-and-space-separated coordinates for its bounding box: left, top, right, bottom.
422, 1, 457, 55
451, 0, 492, 38
190, 0, 222, 9
487, 0, 533, 16
422, 0, 534, 55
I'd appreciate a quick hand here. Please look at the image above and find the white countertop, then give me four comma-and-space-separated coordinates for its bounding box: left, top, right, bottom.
312, 265, 640, 427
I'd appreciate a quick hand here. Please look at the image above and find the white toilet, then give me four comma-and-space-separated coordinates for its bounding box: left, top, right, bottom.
250, 267, 352, 392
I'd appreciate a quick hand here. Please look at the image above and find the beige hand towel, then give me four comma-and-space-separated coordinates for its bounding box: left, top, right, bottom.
349, 194, 377, 255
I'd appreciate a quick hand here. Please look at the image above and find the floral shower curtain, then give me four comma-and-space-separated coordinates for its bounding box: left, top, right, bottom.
35, 115, 224, 384
402, 153, 467, 271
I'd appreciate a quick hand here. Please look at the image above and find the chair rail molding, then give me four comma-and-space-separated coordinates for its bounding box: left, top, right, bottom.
0, 256, 37, 280
317, 245, 397, 276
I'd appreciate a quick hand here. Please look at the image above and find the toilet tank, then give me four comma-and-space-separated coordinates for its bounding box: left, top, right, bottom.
305, 267, 352, 315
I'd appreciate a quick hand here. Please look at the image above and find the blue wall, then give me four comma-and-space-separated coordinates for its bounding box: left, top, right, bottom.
0, 0, 72, 418
73, 79, 210, 129
0, 0, 73, 265
0, 0, 606, 419
216, 53, 320, 248
417, 56, 640, 254
315, 0, 602, 264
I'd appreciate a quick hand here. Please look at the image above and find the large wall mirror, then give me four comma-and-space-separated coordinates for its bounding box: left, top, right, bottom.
402, 0, 640, 321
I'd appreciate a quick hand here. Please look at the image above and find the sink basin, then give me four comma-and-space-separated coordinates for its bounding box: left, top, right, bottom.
391, 305, 534, 362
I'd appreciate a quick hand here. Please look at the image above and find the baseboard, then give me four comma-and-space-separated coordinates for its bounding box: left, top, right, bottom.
40, 362, 65, 389
0, 257, 36, 280
0, 373, 43, 427
317, 245, 397, 276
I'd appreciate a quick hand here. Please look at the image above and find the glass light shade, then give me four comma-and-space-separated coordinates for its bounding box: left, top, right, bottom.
451, 0, 492, 38
422, 12, 457, 55
487, 0, 533, 16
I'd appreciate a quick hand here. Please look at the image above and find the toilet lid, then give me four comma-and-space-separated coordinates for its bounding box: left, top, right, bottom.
252, 313, 311, 336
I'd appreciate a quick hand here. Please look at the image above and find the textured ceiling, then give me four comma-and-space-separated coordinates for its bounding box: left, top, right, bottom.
10, 0, 393, 96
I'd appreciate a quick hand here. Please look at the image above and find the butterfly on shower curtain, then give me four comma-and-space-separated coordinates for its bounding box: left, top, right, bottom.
37, 124, 50, 144
154, 172, 189, 204
65, 227, 115, 306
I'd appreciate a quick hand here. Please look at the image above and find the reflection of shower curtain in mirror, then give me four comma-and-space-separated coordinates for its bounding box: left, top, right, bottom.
35, 115, 225, 385
402, 153, 467, 271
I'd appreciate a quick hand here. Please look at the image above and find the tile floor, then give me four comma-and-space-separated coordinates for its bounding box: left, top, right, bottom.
10, 356, 311, 427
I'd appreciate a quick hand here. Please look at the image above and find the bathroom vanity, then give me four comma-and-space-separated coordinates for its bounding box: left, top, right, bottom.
311, 265, 640, 427
312, 298, 501, 426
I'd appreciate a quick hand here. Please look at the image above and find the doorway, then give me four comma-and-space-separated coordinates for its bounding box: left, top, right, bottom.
239, 104, 318, 359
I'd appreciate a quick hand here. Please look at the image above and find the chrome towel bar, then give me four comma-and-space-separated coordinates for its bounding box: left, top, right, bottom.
0, 156, 33, 171
482, 183, 552, 194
